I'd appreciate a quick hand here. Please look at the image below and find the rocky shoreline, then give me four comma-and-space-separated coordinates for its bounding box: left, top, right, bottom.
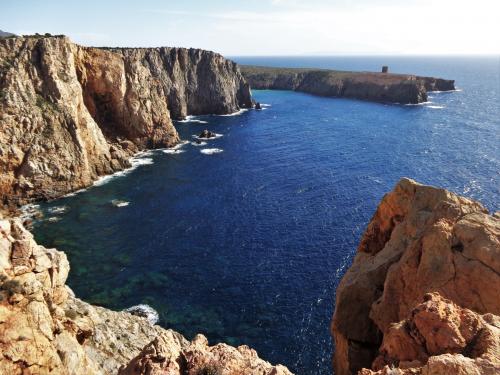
1, 34, 498, 375
0, 35, 252, 206
0, 213, 293, 374
240, 66, 455, 104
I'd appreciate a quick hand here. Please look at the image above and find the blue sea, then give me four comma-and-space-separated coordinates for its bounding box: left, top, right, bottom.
32, 56, 499, 374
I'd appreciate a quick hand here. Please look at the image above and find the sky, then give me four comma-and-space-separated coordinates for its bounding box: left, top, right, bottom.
1, 0, 499, 55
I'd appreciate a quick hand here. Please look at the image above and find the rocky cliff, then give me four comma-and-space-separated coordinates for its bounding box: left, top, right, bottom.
0, 35, 252, 206
240, 66, 455, 104
0, 213, 292, 374
331, 178, 499, 375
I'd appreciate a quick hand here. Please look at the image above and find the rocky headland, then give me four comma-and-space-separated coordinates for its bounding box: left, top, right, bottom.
0, 35, 252, 206
240, 66, 455, 104
332, 178, 499, 375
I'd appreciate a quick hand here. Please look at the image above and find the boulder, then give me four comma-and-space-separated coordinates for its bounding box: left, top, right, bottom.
199, 129, 217, 139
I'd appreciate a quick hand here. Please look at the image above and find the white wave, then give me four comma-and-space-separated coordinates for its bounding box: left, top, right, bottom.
111, 199, 130, 207
405, 101, 433, 106
63, 188, 88, 198
177, 115, 208, 124
124, 304, 159, 325
260, 103, 271, 107
427, 105, 445, 109
130, 157, 154, 168
93, 154, 154, 187
192, 133, 223, 140
217, 108, 248, 117
162, 149, 185, 154
191, 141, 207, 146
200, 148, 224, 155
19, 203, 42, 222
48, 206, 69, 215
162, 140, 189, 154
93, 174, 116, 186
429, 89, 462, 93
47, 217, 61, 223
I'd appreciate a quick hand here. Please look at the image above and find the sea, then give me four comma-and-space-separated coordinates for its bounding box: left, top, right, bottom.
31, 56, 499, 374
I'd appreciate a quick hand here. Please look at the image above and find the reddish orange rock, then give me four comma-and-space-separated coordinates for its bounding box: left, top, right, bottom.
331, 178, 500, 375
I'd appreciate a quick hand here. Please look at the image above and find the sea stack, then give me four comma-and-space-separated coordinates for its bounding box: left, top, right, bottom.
381, 66, 389, 73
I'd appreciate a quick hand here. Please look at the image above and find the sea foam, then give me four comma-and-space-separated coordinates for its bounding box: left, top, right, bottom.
93, 153, 154, 187
48, 206, 69, 215
217, 108, 248, 117
111, 199, 130, 207
200, 148, 224, 155
177, 115, 208, 124
192, 133, 223, 140
191, 141, 208, 146
124, 304, 159, 325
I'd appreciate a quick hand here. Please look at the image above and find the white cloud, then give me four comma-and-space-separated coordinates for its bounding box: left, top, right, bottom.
95, 1, 500, 55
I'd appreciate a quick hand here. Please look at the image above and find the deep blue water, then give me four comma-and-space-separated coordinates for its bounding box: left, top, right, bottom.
32, 56, 499, 374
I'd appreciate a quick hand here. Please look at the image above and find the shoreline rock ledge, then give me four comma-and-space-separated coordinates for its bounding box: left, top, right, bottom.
332, 178, 500, 375
0, 212, 292, 374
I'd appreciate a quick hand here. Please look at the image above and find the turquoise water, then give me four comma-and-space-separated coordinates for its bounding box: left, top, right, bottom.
32, 56, 499, 374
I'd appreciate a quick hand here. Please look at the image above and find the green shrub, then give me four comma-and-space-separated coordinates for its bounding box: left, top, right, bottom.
196, 364, 221, 375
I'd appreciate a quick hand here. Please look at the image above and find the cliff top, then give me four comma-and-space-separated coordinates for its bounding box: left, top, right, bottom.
0, 34, 225, 60
240, 64, 420, 83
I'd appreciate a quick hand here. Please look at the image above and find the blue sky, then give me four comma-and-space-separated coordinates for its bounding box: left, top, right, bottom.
2, 0, 499, 55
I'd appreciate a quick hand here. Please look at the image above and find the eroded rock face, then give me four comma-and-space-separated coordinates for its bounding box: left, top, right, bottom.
360, 293, 500, 375
120, 333, 293, 375
0, 215, 292, 374
0, 36, 251, 205
331, 178, 500, 375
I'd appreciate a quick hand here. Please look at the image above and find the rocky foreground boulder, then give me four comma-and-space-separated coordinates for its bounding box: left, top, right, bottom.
332, 178, 500, 375
0, 213, 292, 374
361, 293, 500, 375
0, 35, 252, 205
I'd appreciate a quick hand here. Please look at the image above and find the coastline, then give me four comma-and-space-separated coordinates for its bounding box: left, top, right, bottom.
240, 65, 456, 104
2, 34, 498, 375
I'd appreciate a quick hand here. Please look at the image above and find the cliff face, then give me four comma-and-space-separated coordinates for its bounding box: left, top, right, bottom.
0, 214, 292, 375
240, 66, 455, 104
0, 36, 251, 205
331, 178, 500, 375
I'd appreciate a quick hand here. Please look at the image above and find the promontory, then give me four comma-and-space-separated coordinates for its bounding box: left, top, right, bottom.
240, 65, 455, 104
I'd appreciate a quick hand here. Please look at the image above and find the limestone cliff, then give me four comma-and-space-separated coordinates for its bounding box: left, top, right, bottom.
0, 35, 252, 205
0, 214, 292, 374
240, 66, 455, 104
331, 178, 499, 375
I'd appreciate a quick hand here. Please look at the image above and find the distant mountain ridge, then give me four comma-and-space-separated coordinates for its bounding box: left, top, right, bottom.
0, 30, 16, 38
